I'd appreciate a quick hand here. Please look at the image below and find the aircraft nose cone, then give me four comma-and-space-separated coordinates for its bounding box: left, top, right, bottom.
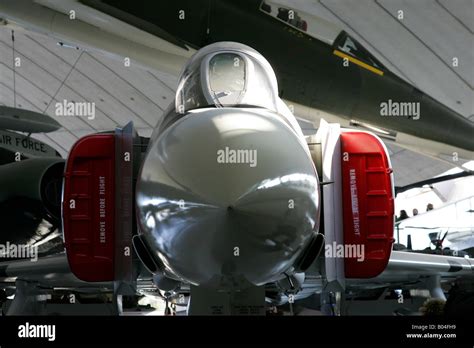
136, 108, 320, 289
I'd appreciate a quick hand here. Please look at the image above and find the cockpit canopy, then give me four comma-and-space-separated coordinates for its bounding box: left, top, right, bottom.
175, 42, 280, 114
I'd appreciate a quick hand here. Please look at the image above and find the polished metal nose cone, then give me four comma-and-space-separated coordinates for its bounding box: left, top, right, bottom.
136, 108, 320, 289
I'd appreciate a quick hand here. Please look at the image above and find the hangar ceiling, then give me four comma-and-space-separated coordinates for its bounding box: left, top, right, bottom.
0, 0, 472, 186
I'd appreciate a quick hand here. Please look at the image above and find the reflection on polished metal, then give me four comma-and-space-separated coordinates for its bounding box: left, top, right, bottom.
136, 108, 319, 289
136, 42, 320, 290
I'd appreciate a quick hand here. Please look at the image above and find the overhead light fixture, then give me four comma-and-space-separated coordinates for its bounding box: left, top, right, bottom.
57, 41, 80, 50
349, 120, 396, 139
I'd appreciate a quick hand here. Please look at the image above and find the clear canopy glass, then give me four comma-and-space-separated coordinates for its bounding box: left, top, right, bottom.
175, 42, 280, 114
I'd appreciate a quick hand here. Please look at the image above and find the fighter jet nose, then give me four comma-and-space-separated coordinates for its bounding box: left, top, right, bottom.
136, 108, 320, 289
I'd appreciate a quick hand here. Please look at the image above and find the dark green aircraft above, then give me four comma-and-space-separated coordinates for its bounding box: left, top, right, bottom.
78, 0, 473, 157
0, 0, 472, 160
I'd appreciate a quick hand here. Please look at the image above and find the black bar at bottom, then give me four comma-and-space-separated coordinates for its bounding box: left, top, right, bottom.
0, 316, 471, 345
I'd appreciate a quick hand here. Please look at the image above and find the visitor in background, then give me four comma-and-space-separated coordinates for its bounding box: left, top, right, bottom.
426, 203, 434, 211
397, 210, 409, 221
412, 208, 418, 216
